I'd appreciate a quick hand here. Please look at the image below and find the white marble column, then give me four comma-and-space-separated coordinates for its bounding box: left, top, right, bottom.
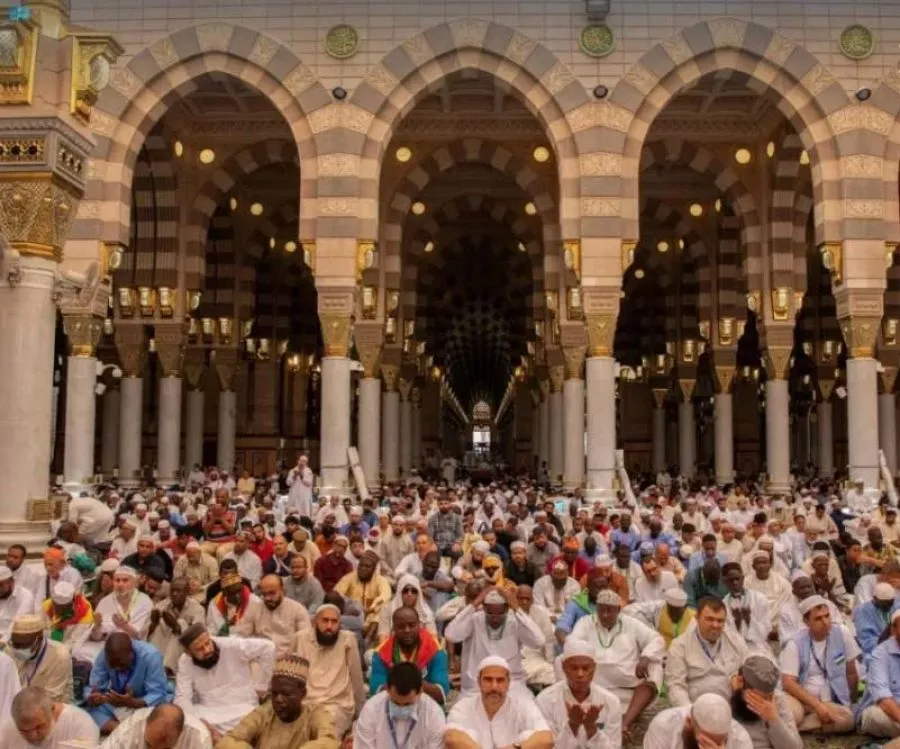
563, 376, 585, 487
586, 357, 616, 494
678, 400, 696, 479
157, 376, 183, 484
184, 388, 204, 471
549, 387, 564, 483
63, 355, 98, 485
0, 257, 57, 546
817, 400, 833, 478
320, 356, 351, 491
714, 393, 733, 486
382, 389, 400, 481
217, 390, 236, 473
357, 377, 381, 487
119, 376, 144, 486
538, 395, 550, 472
880, 392, 897, 477
101, 386, 120, 475
400, 394, 413, 476
847, 358, 879, 487
765, 379, 791, 493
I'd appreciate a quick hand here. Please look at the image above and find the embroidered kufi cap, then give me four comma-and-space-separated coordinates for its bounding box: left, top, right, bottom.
273, 654, 310, 683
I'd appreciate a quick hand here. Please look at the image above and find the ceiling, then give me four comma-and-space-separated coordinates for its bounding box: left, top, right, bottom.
173, 71, 279, 119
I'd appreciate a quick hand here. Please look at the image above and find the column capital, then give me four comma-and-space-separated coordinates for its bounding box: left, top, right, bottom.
714, 366, 735, 395
834, 286, 883, 359
381, 364, 399, 391
212, 347, 240, 391
183, 348, 207, 390
549, 365, 564, 393
712, 350, 736, 394
582, 287, 619, 357
560, 323, 588, 380
817, 376, 835, 402
62, 313, 102, 357
317, 286, 355, 358
651, 388, 667, 409
398, 378, 413, 401
155, 322, 186, 377
678, 379, 695, 402
354, 321, 383, 379
113, 325, 146, 378
765, 346, 792, 380
880, 366, 898, 395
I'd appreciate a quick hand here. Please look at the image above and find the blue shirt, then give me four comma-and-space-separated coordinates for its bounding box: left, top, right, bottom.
859, 636, 900, 714
610, 528, 640, 552
853, 599, 900, 665
86, 640, 170, 726
687, 551, 728, 573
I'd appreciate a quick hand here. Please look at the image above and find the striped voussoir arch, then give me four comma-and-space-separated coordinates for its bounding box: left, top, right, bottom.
115, 128, 179, 289
185, 139, 300, 291
610, 18, 852, 248
348, 19, 587, 245
382, 137, 558, 290
402, 194, 545, 325
769, 129, 814, 297
641, 138, 763, 295
877, 70, 900, 243
641, 197, 711, 328
73, 23, 325, 259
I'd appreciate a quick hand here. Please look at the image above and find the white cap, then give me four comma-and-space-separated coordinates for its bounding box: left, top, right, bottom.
391, 515, 405, 524
157, 520, 171, 530
115, 565, 138, 579
790, 569, 810, 583
477, 655, 510, 674
875, 582, 896, 602
679, 544, 694, 559
51, 581, 75, 604
473, 541, 490, 553
561, 639, 597, 662
99, 558, 120, 573
798, 594, 829, 616
691, 693, 732, 736
484, 590, 506, 605
148, 511, 160, 520
663, 587, 688, 607
595, 589, 621, 607
595, 554, 613, 567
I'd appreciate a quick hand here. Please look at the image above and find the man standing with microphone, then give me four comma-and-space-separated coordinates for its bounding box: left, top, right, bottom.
286, 455, 314, 520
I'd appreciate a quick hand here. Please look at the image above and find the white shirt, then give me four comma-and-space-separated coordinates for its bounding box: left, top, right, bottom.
633, 571, 678, 604
109, 535, 138, 560
532, 575, 581, 618
287, 465, 315, 518
103, 706, 213, 749
0, 703, 97, 749
77, 590, 153, 662
353, 690, 445, 749
779, 625, 859, 702
535, 681, 622, 749
175, 636, 275, 732
222, 549, 263, 588
0, 586, 33, 639
29, 568, 83, 611
723, 588, 771, 647
68, 496, 115, 543
643, 705, 753, 749
0, 652, 20, 720
446, 692, 549, 748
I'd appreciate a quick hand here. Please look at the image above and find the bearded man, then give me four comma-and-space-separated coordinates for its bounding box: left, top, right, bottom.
236, 575, 310, 656
174, 623, 275, 742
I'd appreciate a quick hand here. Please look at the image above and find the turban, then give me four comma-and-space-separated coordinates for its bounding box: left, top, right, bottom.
472, 541, 490, 554
561, 639, 597, 663
483, 590, 506, 606
220, 572, 243, 588
42, 548, 65, 563
663, 587, 688, 607
875, 582, 897, 602
562, 538, 580, 552
115, 566, 138, 579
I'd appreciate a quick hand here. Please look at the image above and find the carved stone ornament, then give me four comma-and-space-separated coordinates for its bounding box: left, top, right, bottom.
714, 366, 735, 394
398, 378, 413, 401
563, 344, 587, 380
580, 23, 615, 58
549, 365, 565, 393
325, 24, 359, 59
183, 348, 207, 390
380, 364, 399, 392
155, 323, 185, 378
0, 19, 38, 105
62, 313, 102, 357
70, 33, 124, 124
0, 178, 79, 260
818, 379, 835, 403
880, 366, 898, 395
839, 24, 874, 60
585, 313, 616, 357
319, 313, 352, 358
678, 379, 696, 402
354, 321, 383, 378
840, 316, 881, 359
212, 347, 240, 391
765, 346, 792, 380
114, 326, 147, 378
651, 388, 667, 409
356, 239, 376, 283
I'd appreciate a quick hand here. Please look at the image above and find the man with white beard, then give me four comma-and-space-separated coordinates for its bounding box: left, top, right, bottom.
0, 686, 99, 749
174, 623, 275, 742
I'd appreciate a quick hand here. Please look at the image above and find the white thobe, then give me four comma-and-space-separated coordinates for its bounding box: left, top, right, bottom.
0, 586, 34, 639
723, 588, 772, 648
569, 613, 666, 701
744, 572, 792, 631
286, 466, 314, 518
532, 575, 581, 620
148, 597, 207, 673
109, 536, 138, 560
103, 707, 213, 749
536, 681, 622, 749
353, 691, 445, 749
0, 704, 98, 749
175, 636, 275, 733
0, 652, 20, 718
445, 692, 549, 747
443, 604, 546, 697
9, 564, 41, 597
521, 603, 556, 686
77, 591, 153, 663
222, 550, 263, 588
68, 497, 115, 544
643, 705, 754, 749
633, 571, 679, 603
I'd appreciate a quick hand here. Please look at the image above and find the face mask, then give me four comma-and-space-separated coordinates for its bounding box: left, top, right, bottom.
388, 700, 417, 720
11, 646, 34, 661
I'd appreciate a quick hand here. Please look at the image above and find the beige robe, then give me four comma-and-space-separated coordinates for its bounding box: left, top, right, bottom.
18, 639, 73, 703
174, 554, 220, 599
235, 597, 311, 657
148, 597, 206, 672
333, 572, 391, 628
217, 702, 339, 749
294, 629, 366, 738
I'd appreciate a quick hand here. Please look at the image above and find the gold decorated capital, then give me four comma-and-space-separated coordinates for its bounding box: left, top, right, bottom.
155, 323, 185, 378
563, 345, 587, 380
354, 321, 384, 378
714, 366, 735, 394
585, 313, 616, 357
818, 379, 835, 403
880, 366, 898, 395
840, 316, 881, 359
398, 378, 413, 401
319, 313, 352, 357
678, 379, 695, 402
765, 346, 792, 380
62, 313, 102, 357
183, 348, 207, 390
114, 326, 147, 378
0, 176, 78, 260
381, 364, 399, 391
70, 32, 124, 124
212, 348, 240, 391
549, 365, 564, 393
651, 388, 667, 409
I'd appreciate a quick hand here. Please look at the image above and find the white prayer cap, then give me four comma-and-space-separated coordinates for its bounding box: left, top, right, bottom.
316, 603, 341, 618
115, 565, 138, 579
157, 520, 170, 530
663, 587, 688, 607
121, 518, 137, 530
751, 550, 769, 562
148, 511, 160, 520
875, 582, 896, 602
473, 540, 490, 553
483, 590, 506, 606
51, 581, 75, 604
594, 554, 613, 568
135, 503, 148, 511
0, 567, 12, 582
811, 549, 829, 560
333, 535, 349, 546
678, 545, 694, 559
734, 523, 747, 532
185, 540, 200, 550
391, 515, 405, 525
562, 639, 597, 663
510, 541, 526, 551
99, 558, 120, 573
798, 595, 829, 616
790, 569, 810, 583
595, 589, 621, 607
349, 506, 362, 517
138, 533, 155, 543
691, 693, 732, 736
477, 655, 510, 674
